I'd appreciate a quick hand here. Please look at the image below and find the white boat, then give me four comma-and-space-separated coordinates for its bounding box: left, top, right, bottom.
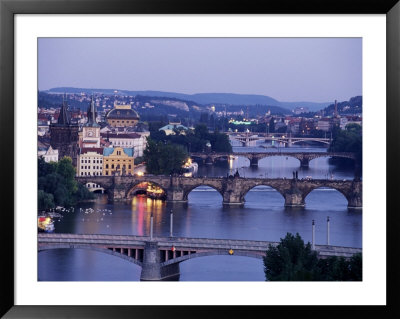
182, 158, 198, 177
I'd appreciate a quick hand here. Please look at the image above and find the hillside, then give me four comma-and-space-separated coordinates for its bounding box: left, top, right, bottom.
46, 87, 330, 112
321, 96, 362, 116
39, 89, 291, 116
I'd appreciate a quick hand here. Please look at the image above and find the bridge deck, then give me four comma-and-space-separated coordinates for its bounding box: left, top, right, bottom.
38, 233, 361, 256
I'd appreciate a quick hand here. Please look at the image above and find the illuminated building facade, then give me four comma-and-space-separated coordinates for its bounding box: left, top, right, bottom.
103, 147, 134, 176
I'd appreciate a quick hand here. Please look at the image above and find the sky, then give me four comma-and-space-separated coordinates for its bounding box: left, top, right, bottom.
38, 38, 362, 103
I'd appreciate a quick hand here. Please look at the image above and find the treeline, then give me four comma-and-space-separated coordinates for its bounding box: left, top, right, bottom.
143, 140, 188, 176
38, 157, 94, 211
329, 123, 362, 165
149, 123, 232, 153
264, 233, 362, 281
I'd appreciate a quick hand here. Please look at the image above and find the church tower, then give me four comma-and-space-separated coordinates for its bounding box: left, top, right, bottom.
82, 95, 101, 148
50, 94, 79, 165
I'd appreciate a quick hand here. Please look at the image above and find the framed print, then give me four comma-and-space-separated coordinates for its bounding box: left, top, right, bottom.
1, 0, 399, 318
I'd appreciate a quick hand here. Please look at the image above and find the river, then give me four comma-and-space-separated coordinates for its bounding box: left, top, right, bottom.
38, 143, 362, 281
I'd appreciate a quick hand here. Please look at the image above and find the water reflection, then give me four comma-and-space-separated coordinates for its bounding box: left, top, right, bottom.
39, 144, 361, 281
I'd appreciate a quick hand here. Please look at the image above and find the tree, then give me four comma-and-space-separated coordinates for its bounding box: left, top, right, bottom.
269, 117, 275, 133
199, 112, 209, 125
264, 233, 362, 281
38, 190, 54, 211
264, 233, 318, 281
143, 138, 188, 175
194, 124, 209, 139
328, 123, 362, 165
37, 157, 93, 211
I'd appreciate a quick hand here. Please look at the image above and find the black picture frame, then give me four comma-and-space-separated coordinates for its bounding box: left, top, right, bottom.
1, 0, 399, 318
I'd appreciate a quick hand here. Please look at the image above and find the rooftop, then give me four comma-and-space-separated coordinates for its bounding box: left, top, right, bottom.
103, 147, 134, 157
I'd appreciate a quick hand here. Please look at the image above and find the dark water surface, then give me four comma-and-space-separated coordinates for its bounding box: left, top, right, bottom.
38, 144, 361, 281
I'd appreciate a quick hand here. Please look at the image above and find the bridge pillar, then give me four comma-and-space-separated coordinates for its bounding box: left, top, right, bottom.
347, 180, 362, 209
284, 183, 305, 207
106, 175, 128, 202
223, 191, 244, 205
300, 157, 310, 168
140, 241, 161, 281
140, 241, 180, 281
166, 187, 186, 202
223, 180, 245, 205
205, 156, 214, 165
250, 156, 259, 166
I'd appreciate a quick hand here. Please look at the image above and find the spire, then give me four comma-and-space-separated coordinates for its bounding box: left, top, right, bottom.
85, 94, 99, 127
57, 93, 70, 125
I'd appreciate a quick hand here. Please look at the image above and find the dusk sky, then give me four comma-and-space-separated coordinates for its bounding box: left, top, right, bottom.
38, 38, 362, 103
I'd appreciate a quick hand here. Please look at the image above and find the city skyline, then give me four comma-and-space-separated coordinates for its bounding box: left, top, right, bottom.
38, 38, 362, 103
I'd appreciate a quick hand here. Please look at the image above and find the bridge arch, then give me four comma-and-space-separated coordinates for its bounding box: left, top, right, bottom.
161, 250, 264, 268
303, 186, 350, 207
190, 155, 205, 163
240, 183, 286, 203
183, 184, 224, 202
38, 245, 143, 267
255, 154, 303, 167
126, 180, 168, 200
290, 139, 331, 146
76, 179, 110, 193
212, 154, 231, 162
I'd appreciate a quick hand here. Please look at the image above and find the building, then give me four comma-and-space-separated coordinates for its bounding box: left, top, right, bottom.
103, 147, 134, 176
105, 102, 140, 127
104, 132, 146, 157
38, 145, 59, 163
316, 118, 332, 132
81, 96, 101, 148
159, 122, 188, 135
76, 148, 104, 176
49, 95, 79, 165
293, 107, 309, 114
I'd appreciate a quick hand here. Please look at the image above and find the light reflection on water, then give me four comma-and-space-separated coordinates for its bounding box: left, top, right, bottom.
38, 145, 361, 281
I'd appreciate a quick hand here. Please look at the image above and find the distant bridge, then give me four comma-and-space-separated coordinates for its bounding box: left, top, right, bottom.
190, 151, 357, 167
75, 175, 362, 208
228, 132, 332, 147
38, 233, 362, 281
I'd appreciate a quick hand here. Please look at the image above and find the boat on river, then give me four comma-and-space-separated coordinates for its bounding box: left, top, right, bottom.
146, 184, 166, 200
38, 216, 55, 232
182, 158, 198, 177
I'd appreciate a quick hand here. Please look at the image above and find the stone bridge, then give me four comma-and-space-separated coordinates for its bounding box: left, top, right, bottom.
75, 175, 362, 208
38, 233, 362, 281
190, 151, 357, 167
228, 132, 332, 147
